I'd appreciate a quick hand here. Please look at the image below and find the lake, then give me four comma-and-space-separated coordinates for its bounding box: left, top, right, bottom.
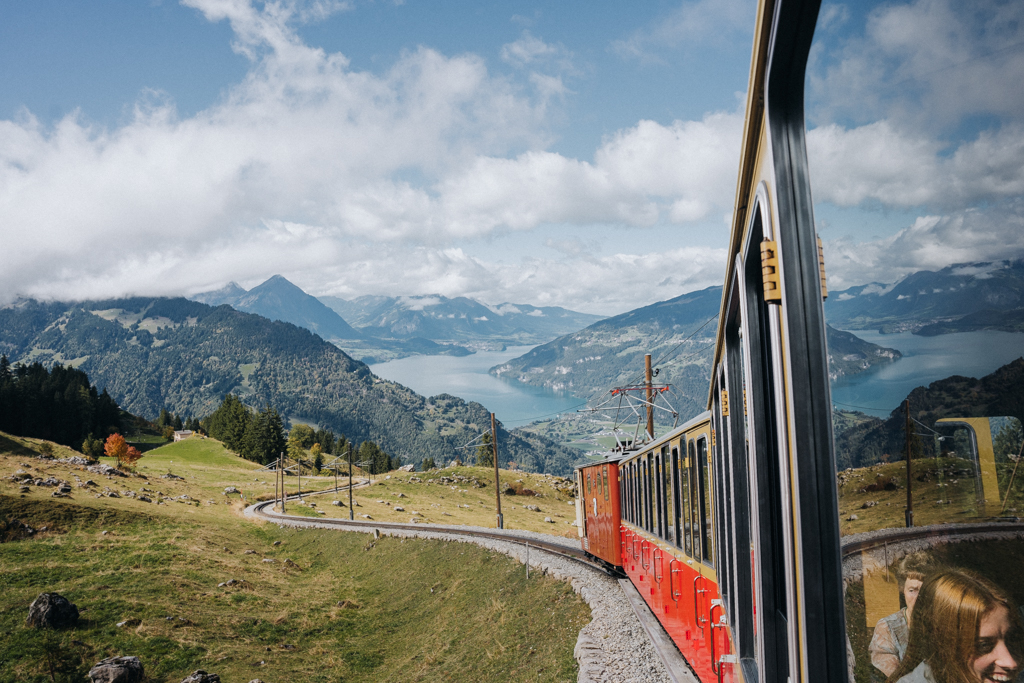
830, 329, 1024, 415
370, 346, 584, 428
371, 331, 1022, 426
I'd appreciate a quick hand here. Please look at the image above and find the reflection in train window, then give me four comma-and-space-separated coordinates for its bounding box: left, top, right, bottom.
697, 436, 713, 567
666, 445, 677, 546
602, 466, 610, 502
686, 440, 697, 557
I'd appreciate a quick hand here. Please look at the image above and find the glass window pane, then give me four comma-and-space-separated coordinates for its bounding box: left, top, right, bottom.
665, 445, 676, 544
698, 436, 713, 566
808, 3, 1024, 679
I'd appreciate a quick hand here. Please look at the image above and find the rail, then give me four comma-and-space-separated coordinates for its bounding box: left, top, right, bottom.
244, 481, 620, 577
839, 520, 1024, 558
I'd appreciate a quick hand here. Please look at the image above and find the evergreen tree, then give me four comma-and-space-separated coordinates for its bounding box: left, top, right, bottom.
476, 432, 494, 467
311, 443, 323, 472
157, 408, 172, 427
421, 456, 435, 471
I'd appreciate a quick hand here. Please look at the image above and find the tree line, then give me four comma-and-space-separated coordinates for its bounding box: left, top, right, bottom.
200, 394, 399, 472
0, 356, 122, 449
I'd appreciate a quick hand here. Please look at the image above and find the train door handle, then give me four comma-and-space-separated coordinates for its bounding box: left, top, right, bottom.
653, 548, 663, 584
693, 576, 707, 629
668, 559, 683, 603
709, 601, 726, 673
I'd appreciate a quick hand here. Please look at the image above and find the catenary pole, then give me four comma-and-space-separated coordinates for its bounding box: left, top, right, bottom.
905, 399, 913, 527
492, 412, 503, 529
281, 452, 286, 514
348, 443, 354, 520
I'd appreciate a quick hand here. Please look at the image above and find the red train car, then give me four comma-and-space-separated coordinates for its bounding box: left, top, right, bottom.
577, 413, 733, 682
575, 460, 621, 567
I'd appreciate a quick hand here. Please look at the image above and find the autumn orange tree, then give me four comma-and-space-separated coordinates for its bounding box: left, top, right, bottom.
104, 433, 143, 470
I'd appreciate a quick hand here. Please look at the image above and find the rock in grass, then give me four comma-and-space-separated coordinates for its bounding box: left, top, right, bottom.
26, 592, 79, 629
88, 655, 143, 683
179, 670, 220, 683
223, 487, 240, 495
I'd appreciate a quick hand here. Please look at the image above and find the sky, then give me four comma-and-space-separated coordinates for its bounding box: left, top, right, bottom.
1, 0, 1022, 315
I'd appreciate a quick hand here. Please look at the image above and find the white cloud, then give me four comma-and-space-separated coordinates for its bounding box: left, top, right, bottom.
611, 0, 755, 62
0, 0, 743, 311
807, 121, 1024, 209
500, 31, 564, 68
822, 201, 1024, 289
808, 0, 1024, 132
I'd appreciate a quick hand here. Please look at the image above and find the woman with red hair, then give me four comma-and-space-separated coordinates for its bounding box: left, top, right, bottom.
890, 569, 1020, 683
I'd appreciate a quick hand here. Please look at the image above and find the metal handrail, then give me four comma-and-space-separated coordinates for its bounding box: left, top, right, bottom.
694, 575, 708, 630
669, 559, 683, 603
710, 601, 725, 674
640, 540, 650, 570
653, 547, 664, 584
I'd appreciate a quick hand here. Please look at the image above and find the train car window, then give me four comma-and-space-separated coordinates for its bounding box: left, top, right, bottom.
802, 3, 1024, 680
697, 436, 714, 567
665, 445, 677, 545
685, 440, 695, 556
645, 455, 654, 534
602, 466, 610, 502
654, 451, 665, 538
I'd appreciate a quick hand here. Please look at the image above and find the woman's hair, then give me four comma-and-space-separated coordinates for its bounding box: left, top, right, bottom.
904, 571, 925, 584
887, 569, 1019, 683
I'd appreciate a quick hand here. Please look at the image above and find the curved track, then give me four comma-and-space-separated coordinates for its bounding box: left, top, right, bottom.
244, 482, 621, 577
840, 520, 1024, 558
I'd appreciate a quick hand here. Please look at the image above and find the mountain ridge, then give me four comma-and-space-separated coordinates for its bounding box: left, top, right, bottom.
0, 297, 584, 474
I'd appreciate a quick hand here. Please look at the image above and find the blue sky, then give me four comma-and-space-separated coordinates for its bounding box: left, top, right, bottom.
1, 0, 1021, 314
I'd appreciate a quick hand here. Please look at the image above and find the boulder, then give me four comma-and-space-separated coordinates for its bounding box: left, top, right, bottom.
398, 464, 415, 472
26, 592, 79, 629
88, 656, 144, 683
179, 670, 221, 683
88, 464, 125, 477
223, 487, 240, 495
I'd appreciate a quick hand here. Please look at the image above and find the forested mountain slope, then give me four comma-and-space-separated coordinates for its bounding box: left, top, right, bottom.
493, 286, 903, 423
492, 287, 723, 421
834, 358, 1024, 469
0, 297, 582, 474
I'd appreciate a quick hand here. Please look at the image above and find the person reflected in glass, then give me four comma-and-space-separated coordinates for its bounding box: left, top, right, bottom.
889, 569, 1020, 683
870, 571, 925, 677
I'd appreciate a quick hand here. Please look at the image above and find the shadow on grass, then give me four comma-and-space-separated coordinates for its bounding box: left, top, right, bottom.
0, 434, 39, 457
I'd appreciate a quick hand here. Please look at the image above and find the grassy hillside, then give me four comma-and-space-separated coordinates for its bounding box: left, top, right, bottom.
0, 434, 589, 682
0, 298, 583, 475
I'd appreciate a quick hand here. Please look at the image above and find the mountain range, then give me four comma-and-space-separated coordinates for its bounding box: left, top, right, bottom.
825, 259, 1024, 333
0, 297, 584, 474
321, 294, 603, 345
193, 277, 602, 363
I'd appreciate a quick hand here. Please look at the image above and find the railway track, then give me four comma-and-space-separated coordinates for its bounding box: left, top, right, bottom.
243, 481, 621, 577
839, 520, 1024, 558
